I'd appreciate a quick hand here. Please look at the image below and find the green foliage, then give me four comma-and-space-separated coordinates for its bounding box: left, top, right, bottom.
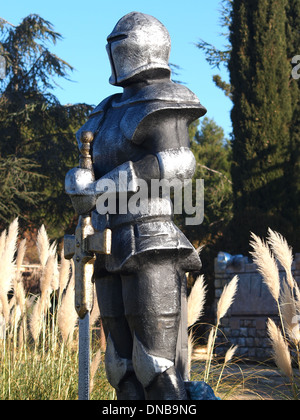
197, 0, 300, 254
179, 118, 233, 245
229, 0, 294, 253
196, 0, 233, 98
284, 0, 300, 241
0, 14, 71, 96
195, 39, 231, 69
13, 102, 92, 237
178, 118, 233, 303
212, 75, 232, 99
0, 156, 43, 224
0, 15, 92, 237
191, 117, 233, 236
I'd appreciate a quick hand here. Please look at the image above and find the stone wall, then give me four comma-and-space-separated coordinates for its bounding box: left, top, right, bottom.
214, 253, 300, 361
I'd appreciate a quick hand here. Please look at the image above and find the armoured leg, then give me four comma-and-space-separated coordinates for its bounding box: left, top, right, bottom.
132, 334, 187, 400
95, 273, 144, 400
121, 253, 188, 400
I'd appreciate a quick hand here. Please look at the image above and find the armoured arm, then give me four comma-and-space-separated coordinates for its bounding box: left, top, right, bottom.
65, 161, 141, 215
130, 108, 197, 182
66, 110, 196, 215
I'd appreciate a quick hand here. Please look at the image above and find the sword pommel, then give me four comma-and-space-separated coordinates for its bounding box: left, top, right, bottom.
79, 131, 94, 171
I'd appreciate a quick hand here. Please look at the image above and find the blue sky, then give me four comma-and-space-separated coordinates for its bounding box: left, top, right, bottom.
1, 0, 232, 137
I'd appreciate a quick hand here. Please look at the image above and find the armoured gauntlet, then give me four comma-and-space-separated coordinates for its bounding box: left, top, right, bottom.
65, 161, 141, 215
65, 146, 196, 215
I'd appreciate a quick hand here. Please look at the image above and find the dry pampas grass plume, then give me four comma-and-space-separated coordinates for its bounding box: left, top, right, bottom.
30, 296, 43, 343
224, 344, 238, 364
39, 254, 55, 312
37, 226, 59, 291
58, 247, 71, 296
51, 254, 59, 292
0, 218, 19, 322
187, 275, 207, 328
250, 231, 291, 338
267, 318, 293, 380
49, 240, 57, 257
36, 224, 50, 267
267, 228, 294, 289
14, 238, 27, 315
215, 344, 238, 392
30, 234, 55, 343
250, 232, 280, 302
206, 327, 216, 360
217, 275, 239, 323
281, 280, 300, 344
204, 326, 216, 383
90, 290, 101, 327
204, 275, 239, 383
187, 275, 207, 376
58, 272, 78, 345
16, 238, 26, 277
0, 229, 6, 258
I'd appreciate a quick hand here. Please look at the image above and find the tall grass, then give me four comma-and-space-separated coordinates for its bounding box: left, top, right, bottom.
0, 220, 112, 400
250, 229, 300, 399
187, 271, 240, 397
1, 219, 267, 400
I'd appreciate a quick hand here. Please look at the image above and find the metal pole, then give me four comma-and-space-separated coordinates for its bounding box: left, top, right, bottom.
78, 312, 90, 400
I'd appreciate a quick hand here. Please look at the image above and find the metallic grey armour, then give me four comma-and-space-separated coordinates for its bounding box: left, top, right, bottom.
75, 79, 206, 273
67, 11, 207, 400
106, 12, 171, 86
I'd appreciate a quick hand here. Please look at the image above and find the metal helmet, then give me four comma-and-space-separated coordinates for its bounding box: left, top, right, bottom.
106, 12, 171, 86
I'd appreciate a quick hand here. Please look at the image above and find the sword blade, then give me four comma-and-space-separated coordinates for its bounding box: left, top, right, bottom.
78, 312, 90, 400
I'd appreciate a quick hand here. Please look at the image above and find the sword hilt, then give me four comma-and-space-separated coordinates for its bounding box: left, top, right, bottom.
79, 131, 94, 172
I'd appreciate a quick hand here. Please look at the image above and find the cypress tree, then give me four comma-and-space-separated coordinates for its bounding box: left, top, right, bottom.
285, 0, 300, 247
229, 0, 293, 253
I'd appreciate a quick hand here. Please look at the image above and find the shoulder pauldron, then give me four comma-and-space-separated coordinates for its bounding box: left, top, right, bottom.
117, 82, 207, 143
76, 81, 206, 147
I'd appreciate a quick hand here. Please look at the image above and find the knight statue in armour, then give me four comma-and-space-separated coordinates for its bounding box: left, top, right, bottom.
66, 12, 207, 400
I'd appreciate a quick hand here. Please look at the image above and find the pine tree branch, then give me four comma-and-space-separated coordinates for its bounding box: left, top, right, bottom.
197, 163, 233, 184
0, 18, 16, 28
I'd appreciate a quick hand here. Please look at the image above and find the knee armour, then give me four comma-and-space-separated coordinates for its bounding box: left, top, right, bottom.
132, 334, 174, 389
105, 334, 133, 390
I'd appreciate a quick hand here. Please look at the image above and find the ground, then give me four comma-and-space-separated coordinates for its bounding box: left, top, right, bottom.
218, 364, 293, 400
